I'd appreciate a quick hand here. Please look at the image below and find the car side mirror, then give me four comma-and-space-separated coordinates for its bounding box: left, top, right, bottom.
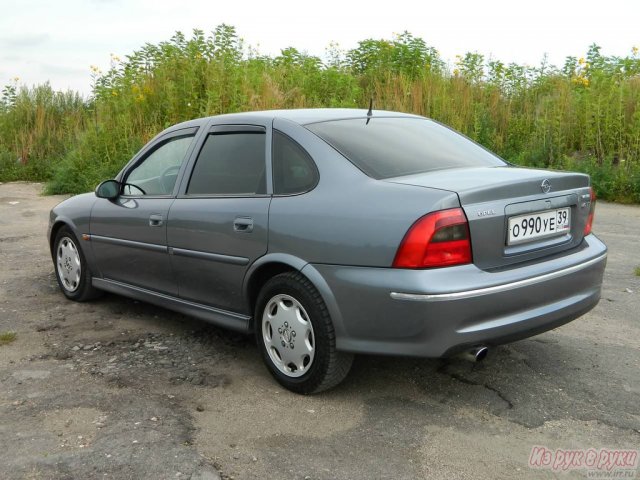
95, 179, 121, 199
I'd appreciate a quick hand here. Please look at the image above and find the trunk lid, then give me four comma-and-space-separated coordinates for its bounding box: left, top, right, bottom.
385, 166, 593, 269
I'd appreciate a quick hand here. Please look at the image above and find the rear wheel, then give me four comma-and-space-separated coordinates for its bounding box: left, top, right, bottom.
255, 272, 353, 394
53, 227, 101, 301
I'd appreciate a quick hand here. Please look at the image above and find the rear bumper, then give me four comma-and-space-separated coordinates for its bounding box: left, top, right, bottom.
307, 234, 607, 357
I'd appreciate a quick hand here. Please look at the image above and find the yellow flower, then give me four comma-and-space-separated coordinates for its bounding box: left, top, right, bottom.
111, 91, 118, 97
633, 46, 639, 56
572, 76, 589, 87
453, 68, 460, 76
12, 76, 20, 82
578, 57, 586, 65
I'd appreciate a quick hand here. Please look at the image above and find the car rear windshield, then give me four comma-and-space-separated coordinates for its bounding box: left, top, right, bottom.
306, 117, 506, 179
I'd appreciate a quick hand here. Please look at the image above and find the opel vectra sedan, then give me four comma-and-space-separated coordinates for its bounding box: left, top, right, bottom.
49, 109, 607, 393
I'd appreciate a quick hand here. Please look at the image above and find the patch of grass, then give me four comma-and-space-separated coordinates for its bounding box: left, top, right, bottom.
635, 266, 640, 277
0, 331, 17, 346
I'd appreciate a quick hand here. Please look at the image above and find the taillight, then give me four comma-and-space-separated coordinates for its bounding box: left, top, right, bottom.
583, 187, 596, 236
393, 208, 472, 268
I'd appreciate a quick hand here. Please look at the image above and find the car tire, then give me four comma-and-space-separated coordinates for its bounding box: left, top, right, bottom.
53, 227, 102, 302
255, 271, 353, 394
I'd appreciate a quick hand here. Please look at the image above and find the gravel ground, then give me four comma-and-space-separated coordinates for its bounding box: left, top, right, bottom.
0, 181, 638, 480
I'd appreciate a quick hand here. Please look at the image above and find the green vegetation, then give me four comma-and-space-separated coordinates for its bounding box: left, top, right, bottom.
0, 331, 17, 346
635, 266, 640, 277
1, 25, 639, 201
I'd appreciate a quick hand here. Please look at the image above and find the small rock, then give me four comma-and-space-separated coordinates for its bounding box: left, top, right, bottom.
83, 345, 93, 351
150, 417, 158, 422
72, 346, 81, 351
196, 405, 205, 412
624, 288, 633, 293
191, 468, 221, 480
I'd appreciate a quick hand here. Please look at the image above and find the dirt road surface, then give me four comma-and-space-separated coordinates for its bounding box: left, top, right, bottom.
1, 182, 638, 480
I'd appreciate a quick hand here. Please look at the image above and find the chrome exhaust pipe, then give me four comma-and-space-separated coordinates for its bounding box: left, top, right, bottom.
459, 346, 489, 362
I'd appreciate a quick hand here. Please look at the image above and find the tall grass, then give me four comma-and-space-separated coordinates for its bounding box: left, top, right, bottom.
1, 25, 639, 202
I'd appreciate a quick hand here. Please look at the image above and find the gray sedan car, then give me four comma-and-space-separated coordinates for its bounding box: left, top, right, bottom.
49, 109, 607, 393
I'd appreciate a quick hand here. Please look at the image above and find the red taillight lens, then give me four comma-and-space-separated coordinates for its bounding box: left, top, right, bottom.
583, 187, 596, 236
393, 208, 472, 268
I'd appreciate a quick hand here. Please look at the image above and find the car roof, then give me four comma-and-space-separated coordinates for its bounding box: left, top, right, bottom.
171, 108, 424, 130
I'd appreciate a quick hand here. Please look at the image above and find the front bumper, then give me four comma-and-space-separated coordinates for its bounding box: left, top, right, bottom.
307, 234, 607, 357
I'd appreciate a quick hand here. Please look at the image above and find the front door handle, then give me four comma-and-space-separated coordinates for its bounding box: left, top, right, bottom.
233, 217, 254, 233
149, 214, 164, 227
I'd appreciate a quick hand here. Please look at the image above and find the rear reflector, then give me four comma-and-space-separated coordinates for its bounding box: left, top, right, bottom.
583, 187, 596, 236
393, 208, 472, 268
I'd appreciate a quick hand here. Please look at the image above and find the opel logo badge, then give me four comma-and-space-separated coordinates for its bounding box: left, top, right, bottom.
541, 179, 551, 194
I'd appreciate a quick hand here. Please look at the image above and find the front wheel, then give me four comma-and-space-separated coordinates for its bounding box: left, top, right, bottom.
255, 272, 353, 394
53, 227, 102, 302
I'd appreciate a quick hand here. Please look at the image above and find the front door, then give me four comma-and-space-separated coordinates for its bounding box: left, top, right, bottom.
91, 129, 198, 295
168, 124, 270, 313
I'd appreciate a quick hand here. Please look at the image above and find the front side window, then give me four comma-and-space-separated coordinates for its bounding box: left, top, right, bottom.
306, 117, 506, 179
187, 132, 266, 195
125, 134, 194, 195
272, 130, 319, 195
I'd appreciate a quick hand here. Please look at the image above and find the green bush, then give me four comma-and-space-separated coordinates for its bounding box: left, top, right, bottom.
1, 26, 639, 202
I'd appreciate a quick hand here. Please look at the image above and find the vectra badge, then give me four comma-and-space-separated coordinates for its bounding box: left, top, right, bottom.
477, 209, 495, 217
541, 179, 551, 193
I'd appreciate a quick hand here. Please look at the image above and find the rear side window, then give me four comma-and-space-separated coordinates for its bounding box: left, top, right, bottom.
187, 132, 266, 195
272, 131, 319, 195
306, 117, 505, 179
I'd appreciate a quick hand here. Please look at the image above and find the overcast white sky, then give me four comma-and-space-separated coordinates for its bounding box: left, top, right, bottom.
0, 0, 638, 96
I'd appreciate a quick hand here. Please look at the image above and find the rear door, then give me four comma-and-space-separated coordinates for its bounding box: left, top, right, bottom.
167, 123, 271, 313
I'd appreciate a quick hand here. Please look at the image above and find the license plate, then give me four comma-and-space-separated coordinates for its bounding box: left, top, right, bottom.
507, 208, 571, 245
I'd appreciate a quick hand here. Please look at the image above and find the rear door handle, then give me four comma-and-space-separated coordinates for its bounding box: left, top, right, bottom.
149, 214, 164, 227
233, 217, 254, 233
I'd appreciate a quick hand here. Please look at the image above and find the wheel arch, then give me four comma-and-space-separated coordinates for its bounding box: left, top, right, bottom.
49, 218, 77, 256
243, 254, 345, 340
49, 217, 101, 278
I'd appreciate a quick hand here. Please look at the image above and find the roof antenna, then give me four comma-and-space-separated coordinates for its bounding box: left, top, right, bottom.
366, 98, 373, 124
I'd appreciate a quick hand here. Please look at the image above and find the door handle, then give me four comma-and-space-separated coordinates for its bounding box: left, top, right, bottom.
149, 214, 164, 227
233, 217, 254, 233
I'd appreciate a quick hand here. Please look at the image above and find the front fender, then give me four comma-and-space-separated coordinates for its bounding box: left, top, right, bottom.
49, 193, 99, 276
